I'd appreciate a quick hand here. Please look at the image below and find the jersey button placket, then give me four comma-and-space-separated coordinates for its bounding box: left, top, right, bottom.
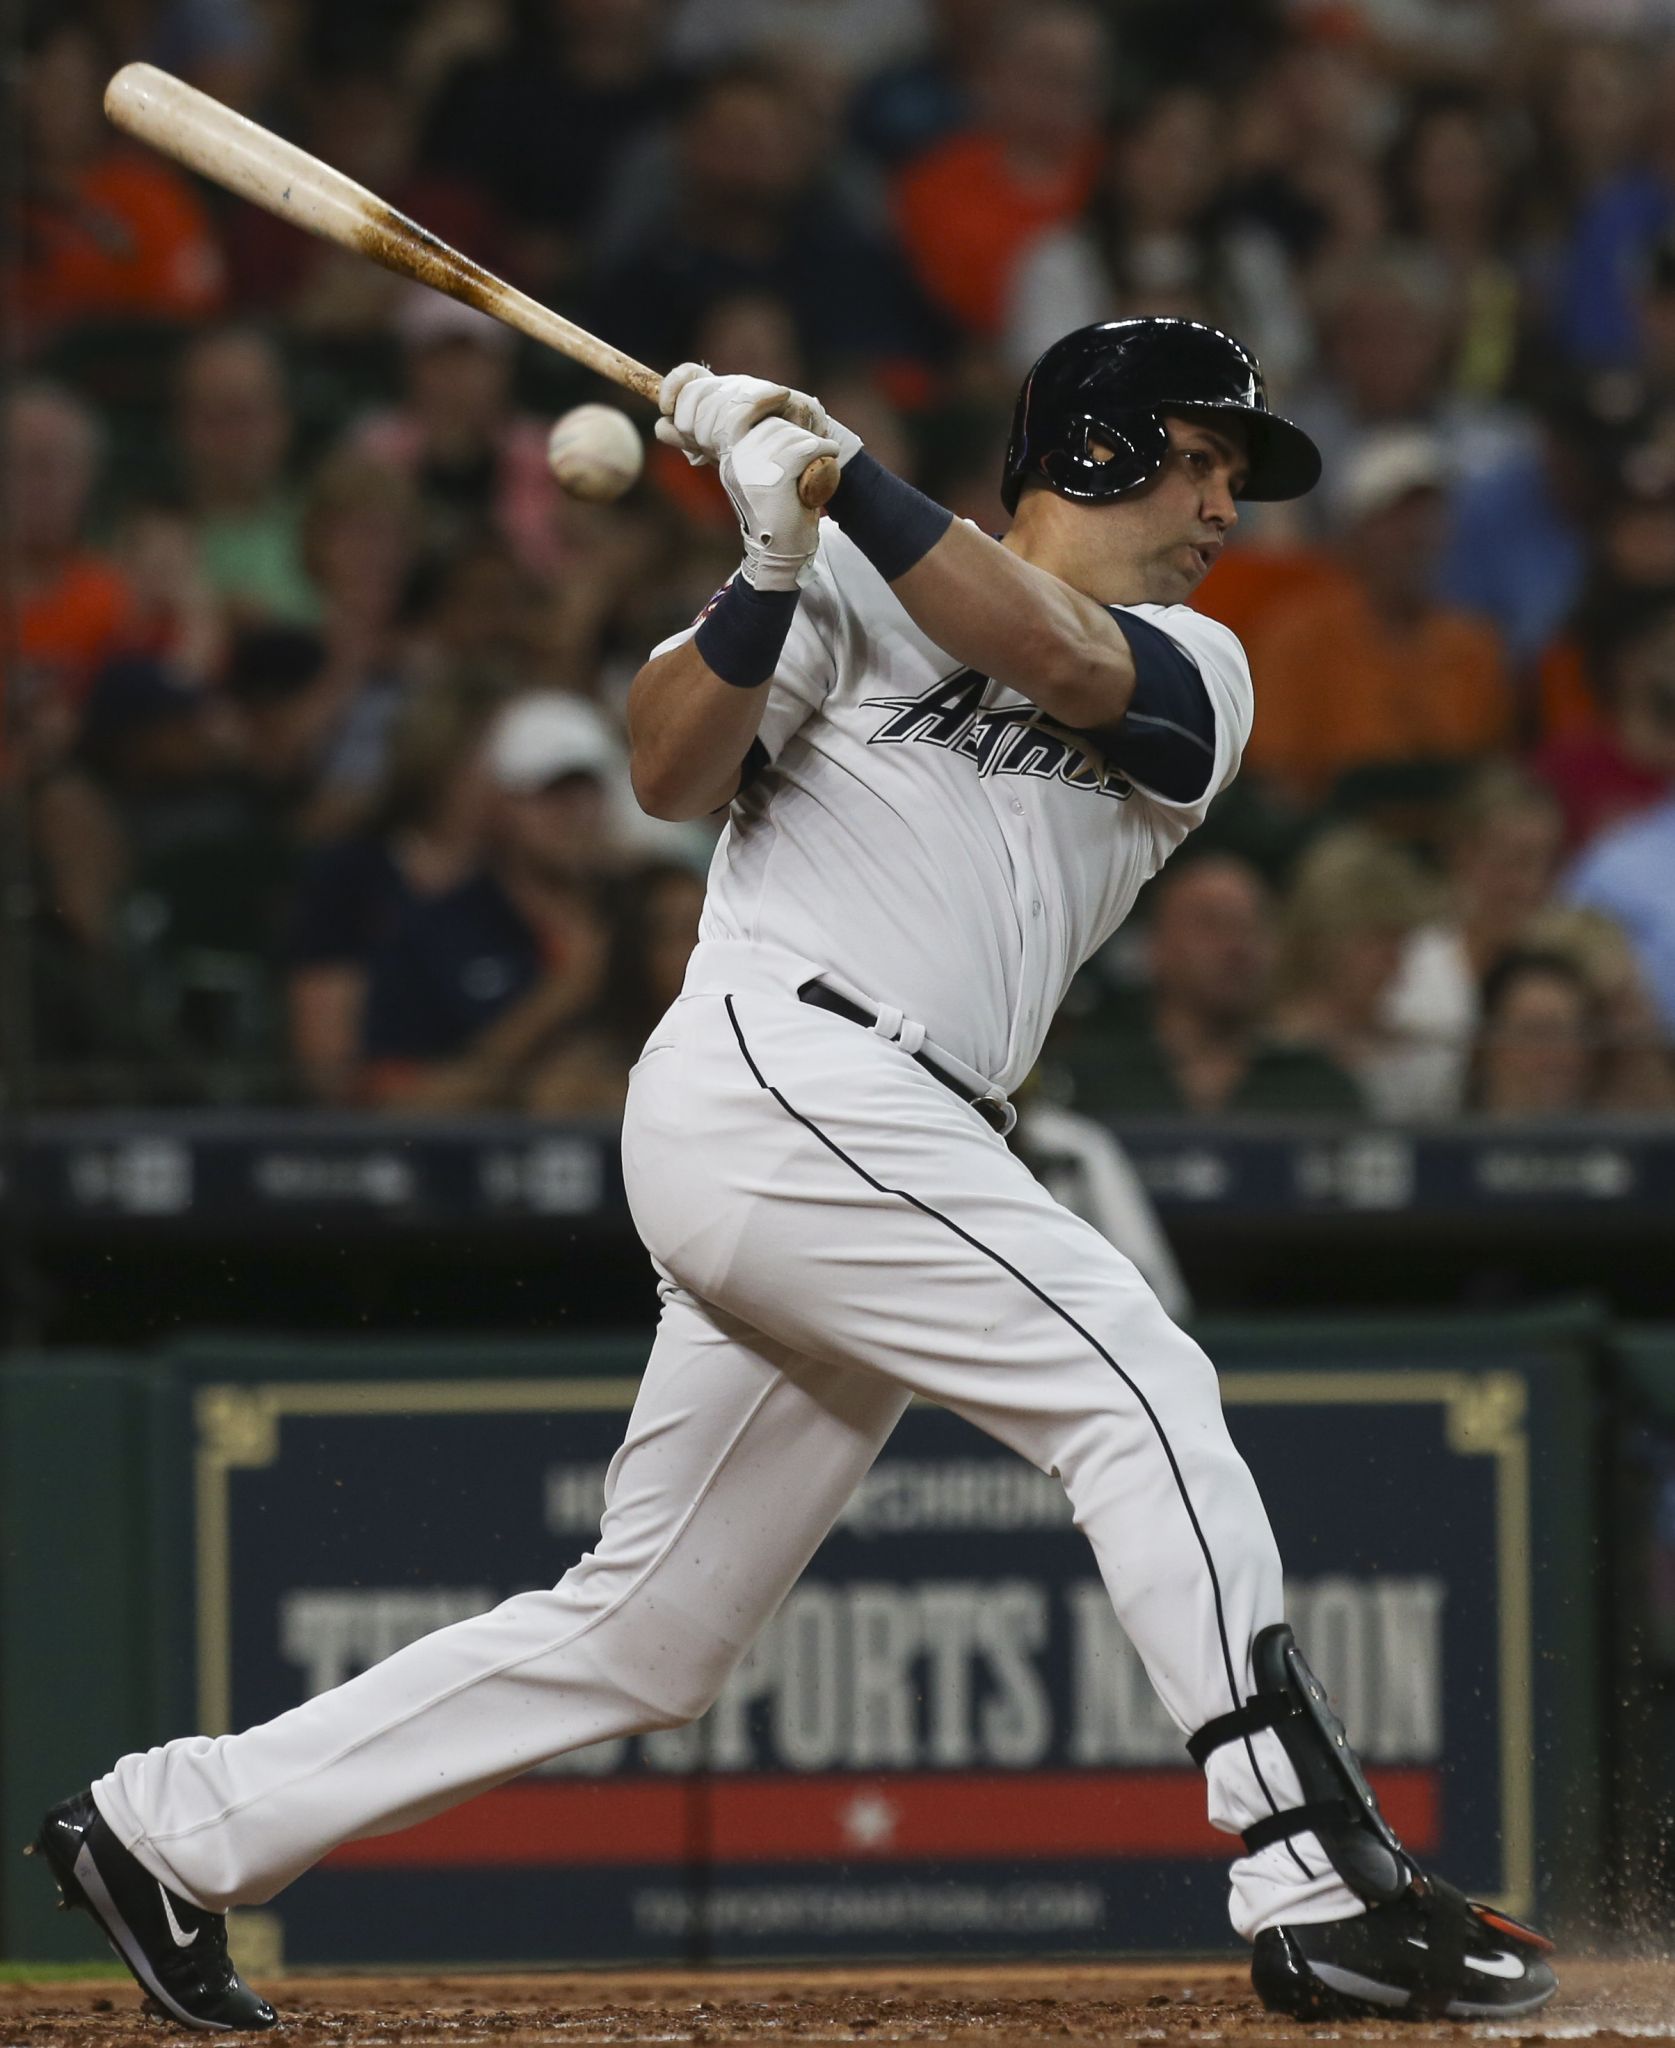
999, 786, 1043, 1079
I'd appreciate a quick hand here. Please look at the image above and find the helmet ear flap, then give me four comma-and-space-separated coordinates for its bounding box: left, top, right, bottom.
1040, 409, 1169, 503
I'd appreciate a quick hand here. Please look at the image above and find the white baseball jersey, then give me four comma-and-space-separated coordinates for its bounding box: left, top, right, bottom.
654, 521, 1254, 1093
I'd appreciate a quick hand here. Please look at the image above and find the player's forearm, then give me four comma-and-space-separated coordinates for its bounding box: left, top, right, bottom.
827, 457, 1136, 728
627, 638, 772, 821
889, 521, 1138, 727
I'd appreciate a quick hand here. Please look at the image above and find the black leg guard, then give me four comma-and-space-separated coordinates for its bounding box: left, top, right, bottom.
1187, 1620, 1412, 1901
1190, 1624, 1556, 2023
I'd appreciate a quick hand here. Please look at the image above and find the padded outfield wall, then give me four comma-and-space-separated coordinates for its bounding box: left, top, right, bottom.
0, 1311, 1607, 1967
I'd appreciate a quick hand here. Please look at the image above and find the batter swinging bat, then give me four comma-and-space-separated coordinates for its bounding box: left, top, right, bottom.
102, 63, 839, 508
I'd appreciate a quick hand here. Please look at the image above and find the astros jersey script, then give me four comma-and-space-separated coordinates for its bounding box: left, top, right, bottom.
655, 521, 1254, 1093
94, 513, 1355, 1955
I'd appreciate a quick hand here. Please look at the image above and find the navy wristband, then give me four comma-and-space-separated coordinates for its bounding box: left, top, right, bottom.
828, 451, 953, 582
694, 578, 800, 689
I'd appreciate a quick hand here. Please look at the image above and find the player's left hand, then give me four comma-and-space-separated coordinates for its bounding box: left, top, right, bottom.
657, 365, 789, 466
720, 415, 840, 591
657, 364, 863, 470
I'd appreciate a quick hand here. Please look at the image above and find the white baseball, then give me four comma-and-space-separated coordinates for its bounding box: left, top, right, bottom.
546, 404, 645, 502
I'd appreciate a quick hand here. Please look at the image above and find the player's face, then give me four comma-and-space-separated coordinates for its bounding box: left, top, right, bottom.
1126, 417, 1247, 602
1004, 414, 1248, 602
1030, 417, 1248, 605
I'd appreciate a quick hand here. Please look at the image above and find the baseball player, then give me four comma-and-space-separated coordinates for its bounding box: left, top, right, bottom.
32, 321, 1555, 2029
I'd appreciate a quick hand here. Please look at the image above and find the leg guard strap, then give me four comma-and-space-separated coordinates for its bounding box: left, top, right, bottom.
1241, 1798, 1362, 1857
1184, 1693, 1294, 1767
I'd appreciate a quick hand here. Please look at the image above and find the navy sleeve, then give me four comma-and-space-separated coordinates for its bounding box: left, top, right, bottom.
1071, 610, 1218, 803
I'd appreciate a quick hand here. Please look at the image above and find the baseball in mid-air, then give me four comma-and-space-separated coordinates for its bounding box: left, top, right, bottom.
546, 403, 645, 502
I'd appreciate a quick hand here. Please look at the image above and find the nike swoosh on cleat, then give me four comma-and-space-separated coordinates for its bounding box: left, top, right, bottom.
159, 1884, 200, 1948
1463, 1950, 1525, 1980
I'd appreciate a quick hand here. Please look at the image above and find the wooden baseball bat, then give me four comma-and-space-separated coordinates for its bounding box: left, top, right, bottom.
102, 63, 839, 508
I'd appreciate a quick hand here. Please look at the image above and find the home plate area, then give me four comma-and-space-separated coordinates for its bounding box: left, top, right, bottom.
5, 1959, 1674, 2048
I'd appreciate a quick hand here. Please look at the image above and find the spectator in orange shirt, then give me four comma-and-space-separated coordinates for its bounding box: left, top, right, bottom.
1244, 428, 1511, 804
17, 19, 225, 347
4, 381, 137, 768
1192, 539, 1342, 660
892, 2, 1108, 338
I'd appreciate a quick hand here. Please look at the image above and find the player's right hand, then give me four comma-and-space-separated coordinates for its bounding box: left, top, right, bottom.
720, 415, 840, 592
657, 364, 863, 471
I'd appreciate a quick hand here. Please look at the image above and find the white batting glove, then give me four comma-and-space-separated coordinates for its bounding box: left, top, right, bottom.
656, 365, 788, 467
720, 415, 840, 591
656, 362, 864, 470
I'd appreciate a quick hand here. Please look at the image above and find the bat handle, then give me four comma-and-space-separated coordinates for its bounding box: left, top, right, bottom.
798, 455, 840, 511
637, 372, 839, 508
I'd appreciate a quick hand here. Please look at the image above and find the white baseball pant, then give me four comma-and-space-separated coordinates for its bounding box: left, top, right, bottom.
94, 941, 1358, 1939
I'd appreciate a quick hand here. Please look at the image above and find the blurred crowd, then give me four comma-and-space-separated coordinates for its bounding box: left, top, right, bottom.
10, 0, 1675, 1121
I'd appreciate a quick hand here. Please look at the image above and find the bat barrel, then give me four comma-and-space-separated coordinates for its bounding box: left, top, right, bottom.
105, 65, 383, 260
102, 62, 831, 494
102, 63, 664, 403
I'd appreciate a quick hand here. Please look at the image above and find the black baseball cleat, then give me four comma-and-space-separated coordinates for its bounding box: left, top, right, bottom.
28, 1793, 277, 2031
1252, 1880, 1557, 2022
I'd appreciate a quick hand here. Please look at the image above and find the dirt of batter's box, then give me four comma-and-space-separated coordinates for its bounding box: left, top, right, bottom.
4, 1958, 1674, 2048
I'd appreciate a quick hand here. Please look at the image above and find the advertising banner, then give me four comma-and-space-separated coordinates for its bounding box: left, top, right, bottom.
187, 1326, 1580, 1967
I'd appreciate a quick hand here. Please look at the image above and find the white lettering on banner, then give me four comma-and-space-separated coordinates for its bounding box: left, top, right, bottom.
541, 1460, 1078, 1539
715, 1580, 1055, 1773
1068, 1576, 1446, 1766
634, 1880, 1104, 1938
544, 1462, 611, 1536
839, 1462, 1073, 1537
921, 1585, 979, 1765
69, 1137, 192, 1215
851, 1584, 920, 1767
251, 1153, 413, 1205
1476, 1145, 1634, 1198
980, 1583, 1052, 1765
1287, 1577, 1447, 1759
1295, 1134, 1415, 1209
280, 1588, 493, 1695
480, 1141, 603, 1214
277, 1573, 1445, 1773
549, 1582, 1052, 1775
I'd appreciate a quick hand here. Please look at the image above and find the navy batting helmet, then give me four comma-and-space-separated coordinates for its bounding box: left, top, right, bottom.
1001, 318, 1321, 514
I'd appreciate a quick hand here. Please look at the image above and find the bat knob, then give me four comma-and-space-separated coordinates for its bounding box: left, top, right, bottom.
798, 454, 840, 511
